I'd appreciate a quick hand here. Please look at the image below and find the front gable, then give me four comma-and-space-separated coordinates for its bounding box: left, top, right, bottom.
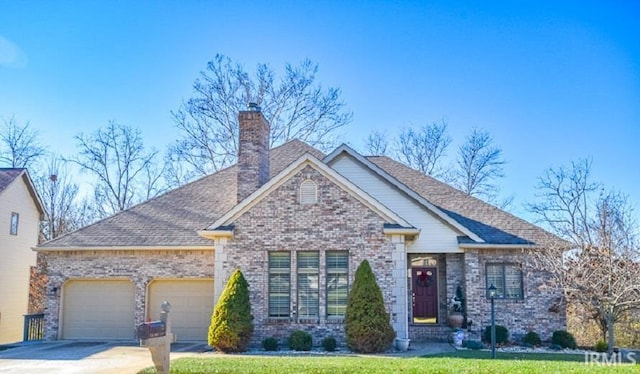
200, 153, 417, 239
326, 149, 473, 253
228, 164, 395, 250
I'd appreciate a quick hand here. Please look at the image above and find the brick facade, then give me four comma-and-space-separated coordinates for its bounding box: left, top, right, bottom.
221, 165, 398, 346
458, 249, 566, 342
40, 230, 564, 345
41, 249, 213, 340
405, 250, 565, 343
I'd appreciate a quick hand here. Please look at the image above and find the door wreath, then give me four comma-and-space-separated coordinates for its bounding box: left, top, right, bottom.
416, 270, 433, 287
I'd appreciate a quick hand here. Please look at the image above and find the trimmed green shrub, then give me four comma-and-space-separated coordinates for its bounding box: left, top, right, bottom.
208, 269, 254, 352
594, 340, 608, 353
288, 330, 312, 351
462, 340, 484, 350
551, 330, 577, 349
262, 337, 279, 351
482, 325, 509, 345
322, 336, 337, 352
522, 331, 542, 346
345, 260, 396, 353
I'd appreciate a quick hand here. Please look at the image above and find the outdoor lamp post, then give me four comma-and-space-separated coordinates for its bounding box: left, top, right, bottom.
488, 283, 497, 359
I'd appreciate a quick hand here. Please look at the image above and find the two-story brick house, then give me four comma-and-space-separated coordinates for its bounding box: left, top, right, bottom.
37, 106, 565, 346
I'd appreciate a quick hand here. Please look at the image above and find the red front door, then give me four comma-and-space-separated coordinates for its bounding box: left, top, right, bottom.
412, 267, 438, 323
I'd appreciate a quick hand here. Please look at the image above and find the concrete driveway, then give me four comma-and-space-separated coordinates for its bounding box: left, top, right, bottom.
0, 341, 209, 374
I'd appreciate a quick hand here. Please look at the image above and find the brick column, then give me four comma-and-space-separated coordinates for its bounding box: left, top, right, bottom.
463, 249, 482, 340
43, 275, 64, 340
445, 253, 464, 305
132, 275, 151, 326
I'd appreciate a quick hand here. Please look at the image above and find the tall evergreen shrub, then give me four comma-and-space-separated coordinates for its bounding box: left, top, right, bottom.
208, 269, 254, 352
345, 260, 396, 353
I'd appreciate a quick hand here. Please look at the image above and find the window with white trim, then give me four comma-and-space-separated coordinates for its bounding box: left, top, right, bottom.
486, 263, 523, 299
326, 251, 349, 318
299, 180, 317, 204
10, 212, 19, 235
297, 252, 319, 318
268, 252, 291, 317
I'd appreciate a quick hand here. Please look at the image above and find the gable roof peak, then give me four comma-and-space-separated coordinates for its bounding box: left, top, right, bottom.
201, 151, 414, 236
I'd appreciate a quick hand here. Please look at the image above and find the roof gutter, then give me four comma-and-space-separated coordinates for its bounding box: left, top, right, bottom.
383, 227, 420, 236
458, 243, 540, 250
33, 245, 214, 252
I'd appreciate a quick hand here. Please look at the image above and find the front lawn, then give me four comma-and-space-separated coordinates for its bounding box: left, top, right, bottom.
138, 350, 638, 373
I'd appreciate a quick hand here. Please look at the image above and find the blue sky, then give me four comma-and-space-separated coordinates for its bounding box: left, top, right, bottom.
1, 1, 638, 222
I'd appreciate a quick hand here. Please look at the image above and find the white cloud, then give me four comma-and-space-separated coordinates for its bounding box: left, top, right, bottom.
0, 36, 27, 68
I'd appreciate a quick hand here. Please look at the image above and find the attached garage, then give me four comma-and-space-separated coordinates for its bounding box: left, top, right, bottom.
62, 279, 135, 340
148, 279, 214, 341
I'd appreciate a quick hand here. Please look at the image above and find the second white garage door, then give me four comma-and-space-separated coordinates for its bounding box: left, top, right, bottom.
62, 279, 135, 340
148, 279, 214, 341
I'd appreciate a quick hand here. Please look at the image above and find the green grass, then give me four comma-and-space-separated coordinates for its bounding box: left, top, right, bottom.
138, 350, 638, 373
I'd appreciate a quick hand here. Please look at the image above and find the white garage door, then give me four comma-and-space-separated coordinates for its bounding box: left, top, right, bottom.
62, 280, 135, 340
148, 279, 214, 341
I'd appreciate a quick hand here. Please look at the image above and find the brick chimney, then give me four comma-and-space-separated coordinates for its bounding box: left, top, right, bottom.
237, 103, 270, 202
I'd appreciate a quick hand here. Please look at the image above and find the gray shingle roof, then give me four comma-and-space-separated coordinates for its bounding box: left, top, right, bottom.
366, 156, 557, 246
0, 168, 25, 193
39, 139, 556, 248
40, 140, 323, 248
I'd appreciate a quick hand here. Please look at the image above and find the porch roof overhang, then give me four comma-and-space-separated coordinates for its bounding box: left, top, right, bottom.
382, 223, 420, 237
197, 225, 235, 240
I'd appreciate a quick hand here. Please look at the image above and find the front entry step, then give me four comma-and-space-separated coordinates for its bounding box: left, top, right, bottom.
409, 324, 456, 342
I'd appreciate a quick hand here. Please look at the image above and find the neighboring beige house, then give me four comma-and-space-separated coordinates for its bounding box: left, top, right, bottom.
37, 107, 566, 345
0, 169, 45, 344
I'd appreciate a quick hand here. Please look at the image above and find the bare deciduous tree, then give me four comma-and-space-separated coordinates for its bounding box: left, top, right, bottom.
35, 156, 83, 240
529, 159, 640, 354
453, 128, 505, 200
364, 130, 390, 156
396, 121, 451, 179
167, 54, 352, 185
68, 121, 164, 217
0, 115, 45, 169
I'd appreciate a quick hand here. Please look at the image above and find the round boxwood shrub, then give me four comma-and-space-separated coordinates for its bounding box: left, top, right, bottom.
522, 331, 542, 346
551, 330, 577, 349
288, 330, 312, 351
482, 325, 509, 345
345, 260, 396, 353
262, 337, 279, 351
322, 336, 337, 352
594, 340, 608, 353
208, 269, 254, 352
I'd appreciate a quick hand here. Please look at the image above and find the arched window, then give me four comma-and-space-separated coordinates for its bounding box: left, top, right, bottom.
299, 180, 317, 204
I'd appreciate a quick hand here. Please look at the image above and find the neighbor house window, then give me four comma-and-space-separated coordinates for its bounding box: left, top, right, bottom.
326, 251, 349, 318
268, 252, 291, 317
299, 180, 317, 204
297, 252, 319, 318
10, 212, 19, 235
486, 263, 523, 299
